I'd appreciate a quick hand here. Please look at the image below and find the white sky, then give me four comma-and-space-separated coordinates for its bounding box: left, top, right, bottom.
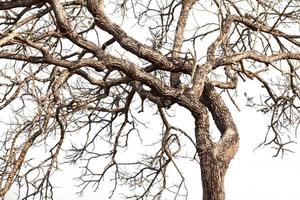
226, 108, 300, 200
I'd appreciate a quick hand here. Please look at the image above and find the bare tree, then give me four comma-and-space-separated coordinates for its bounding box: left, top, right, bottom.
0, 0, 299, 199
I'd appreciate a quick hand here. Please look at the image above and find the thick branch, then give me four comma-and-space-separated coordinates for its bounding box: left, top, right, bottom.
201, 82, 239, 163
170, 0, 196, 88
86, 0, 177, 72
191, 16, 235, 95
0, 130, 41, 197
0, 0, 45, 10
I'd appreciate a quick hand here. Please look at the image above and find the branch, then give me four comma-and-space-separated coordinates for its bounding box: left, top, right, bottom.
86, 0, 177, 72
0, 130, 42, 198
201, 82, 239, 163
170, 0, 196, 88
0, 0, 45, 10
218, 51, 300, 66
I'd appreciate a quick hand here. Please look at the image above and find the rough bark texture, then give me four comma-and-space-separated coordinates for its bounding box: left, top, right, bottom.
170, 0, 196, 88
195, 116, 238, 200
200, 152, 227, 200
192, 82, 239, 200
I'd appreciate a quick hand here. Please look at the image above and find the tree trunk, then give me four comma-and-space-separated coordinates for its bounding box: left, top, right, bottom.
200, 151, 227, 200
193, 96, 239, 200
195, 123, 239, 200
193, 108, 227, 200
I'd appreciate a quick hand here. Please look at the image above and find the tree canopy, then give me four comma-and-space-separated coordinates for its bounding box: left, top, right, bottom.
0, 0, 299, 199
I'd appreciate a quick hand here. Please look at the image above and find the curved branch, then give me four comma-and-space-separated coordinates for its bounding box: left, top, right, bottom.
201, 82, 239, 163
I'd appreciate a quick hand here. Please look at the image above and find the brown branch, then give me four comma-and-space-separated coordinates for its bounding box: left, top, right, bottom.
217, 50, 300, 66
0, 130, 42, 197
170, 0, 196, 88
0, 0, 45, 10
86, 0, 178, 72
200, 82, 239, 163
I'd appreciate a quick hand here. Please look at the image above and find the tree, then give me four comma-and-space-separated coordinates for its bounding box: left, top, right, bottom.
0, 0, 299, 199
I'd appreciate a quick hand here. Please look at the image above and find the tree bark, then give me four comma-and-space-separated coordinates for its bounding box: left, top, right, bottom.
194, 83, 239, 200
195, 117, 232, 200
200, 150, 227, 200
